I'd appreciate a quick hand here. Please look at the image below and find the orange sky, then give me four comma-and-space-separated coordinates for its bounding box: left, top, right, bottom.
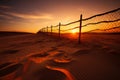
0, 0, 120, 33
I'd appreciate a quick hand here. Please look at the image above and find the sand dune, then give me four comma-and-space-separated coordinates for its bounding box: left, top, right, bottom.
0, 33, 120, 80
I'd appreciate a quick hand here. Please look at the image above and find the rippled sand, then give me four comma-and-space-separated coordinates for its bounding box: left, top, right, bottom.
0, 33, 120, 80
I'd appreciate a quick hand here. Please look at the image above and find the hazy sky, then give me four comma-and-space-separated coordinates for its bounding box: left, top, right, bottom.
0, 0, 120, 33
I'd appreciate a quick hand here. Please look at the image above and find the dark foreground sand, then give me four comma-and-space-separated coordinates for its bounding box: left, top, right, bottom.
0, 33, 120, 80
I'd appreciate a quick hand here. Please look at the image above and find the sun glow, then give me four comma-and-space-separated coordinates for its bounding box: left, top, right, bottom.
71, 29, 77, 34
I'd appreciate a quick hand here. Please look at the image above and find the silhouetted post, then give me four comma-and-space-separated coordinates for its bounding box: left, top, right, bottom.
78, 14, 82, 44
51, 25, 52, 35
42, 28, 44, 33
45, 28, 46, 33
41, 28, 43, 32
59, 22, 61, 38
40, 29, 41, 32
43, 28, 45, 33
47, 26, 48, 34
43, 28, 44, 33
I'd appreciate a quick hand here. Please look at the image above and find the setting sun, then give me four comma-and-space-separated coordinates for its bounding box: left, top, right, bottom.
71, 29, 78, 34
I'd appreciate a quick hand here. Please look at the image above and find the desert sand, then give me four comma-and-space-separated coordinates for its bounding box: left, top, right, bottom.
0, 32, 120, 80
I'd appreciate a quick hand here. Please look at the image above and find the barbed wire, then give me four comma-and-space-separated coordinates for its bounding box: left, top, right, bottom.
82, 18, 120, 27
87, 26, 120, 32
61, 20, 79, 26
82, 8, 120, 21
39, 8, 120, 34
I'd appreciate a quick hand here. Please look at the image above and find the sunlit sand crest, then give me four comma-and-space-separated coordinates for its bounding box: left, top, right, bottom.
46, 66, 75, 80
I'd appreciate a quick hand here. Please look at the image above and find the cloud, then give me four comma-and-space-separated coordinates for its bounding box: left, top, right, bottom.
0, 14, 12, 19
4, 12, 53, 20
0, 5, 11, 9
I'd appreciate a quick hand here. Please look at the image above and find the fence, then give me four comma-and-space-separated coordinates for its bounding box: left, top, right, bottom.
38, 8, 120, 43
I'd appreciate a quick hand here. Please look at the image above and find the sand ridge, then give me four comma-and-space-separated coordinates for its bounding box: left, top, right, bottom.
0, 33, 120, 80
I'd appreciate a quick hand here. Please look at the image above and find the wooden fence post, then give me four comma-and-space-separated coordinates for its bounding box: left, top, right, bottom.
51, 25, 52, 35
47, 26, 48, 34
59, 22, 61, 38
44, 28, 46, 33
43, 28, 44, 33
45, 28, 46, 32
78, 14, 82, 44
40, 29, 41, 33
42, 28, 43, 33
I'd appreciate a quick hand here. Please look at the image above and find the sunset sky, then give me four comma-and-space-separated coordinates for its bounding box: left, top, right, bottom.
0, 0, 120, 33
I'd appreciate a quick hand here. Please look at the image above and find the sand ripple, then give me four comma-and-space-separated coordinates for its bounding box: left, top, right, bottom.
46, 66, 75, 80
